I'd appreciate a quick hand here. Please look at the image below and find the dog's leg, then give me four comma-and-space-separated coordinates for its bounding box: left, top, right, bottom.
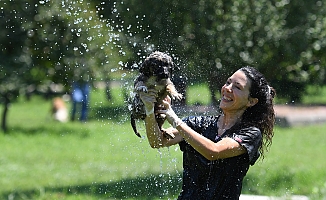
131, 114, 142, 138
166, 83, 182, 101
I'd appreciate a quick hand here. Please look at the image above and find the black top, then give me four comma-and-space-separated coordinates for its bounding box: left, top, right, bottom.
178, 115, 262, 200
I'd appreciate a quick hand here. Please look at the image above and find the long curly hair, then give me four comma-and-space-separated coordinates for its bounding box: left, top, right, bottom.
240, 66, 276, 159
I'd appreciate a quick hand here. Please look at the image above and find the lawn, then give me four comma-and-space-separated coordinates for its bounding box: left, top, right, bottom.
0, 84, 326, 199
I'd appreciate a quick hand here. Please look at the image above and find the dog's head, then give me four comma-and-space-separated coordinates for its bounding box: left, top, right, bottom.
139, 51, 178, 80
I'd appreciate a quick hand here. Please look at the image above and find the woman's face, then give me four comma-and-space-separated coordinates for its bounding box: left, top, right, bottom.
219, 70, 256, 113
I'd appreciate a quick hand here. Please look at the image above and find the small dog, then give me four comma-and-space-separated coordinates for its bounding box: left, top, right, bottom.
51, 97, 68, 122
130, 51, 182, 139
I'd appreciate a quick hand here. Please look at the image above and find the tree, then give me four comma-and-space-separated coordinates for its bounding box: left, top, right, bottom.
0, 1, 30, 132
0, 0, 129, 132
96, 0, 326, 104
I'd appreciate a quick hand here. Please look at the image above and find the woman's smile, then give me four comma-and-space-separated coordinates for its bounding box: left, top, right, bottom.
221, 95, 233, 102
219, 70, 252, 112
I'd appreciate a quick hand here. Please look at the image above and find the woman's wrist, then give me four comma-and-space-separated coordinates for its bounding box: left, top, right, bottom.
173, 118, 184, 128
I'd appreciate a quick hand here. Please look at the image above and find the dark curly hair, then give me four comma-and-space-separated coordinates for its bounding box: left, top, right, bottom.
240, 66, 276, 159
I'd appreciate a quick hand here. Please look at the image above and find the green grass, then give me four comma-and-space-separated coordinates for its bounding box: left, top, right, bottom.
0, 84, 326, 199
243, 125, 326, 198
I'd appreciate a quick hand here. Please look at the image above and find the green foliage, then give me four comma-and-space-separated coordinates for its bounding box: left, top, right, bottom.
302, 85, 326, 104
186, 83, 218, 106
0, 0, 132, 130
96, 0, 326, 103
0, 0, 129, 96
2, 0, 326, 131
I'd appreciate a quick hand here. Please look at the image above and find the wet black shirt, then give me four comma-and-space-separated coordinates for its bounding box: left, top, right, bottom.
178, 115, 262, 200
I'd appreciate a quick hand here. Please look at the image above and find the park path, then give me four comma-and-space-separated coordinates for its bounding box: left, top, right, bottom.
274, 104, 326, 127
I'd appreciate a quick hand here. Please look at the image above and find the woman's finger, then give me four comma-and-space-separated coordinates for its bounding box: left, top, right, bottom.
161, 100, 171, 109
164, 95, 172, 104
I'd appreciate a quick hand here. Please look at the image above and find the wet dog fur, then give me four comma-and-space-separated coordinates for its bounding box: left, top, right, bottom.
130, 51, 182, 139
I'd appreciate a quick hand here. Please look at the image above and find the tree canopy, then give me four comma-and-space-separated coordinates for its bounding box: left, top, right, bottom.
96, 0, 326, 103
1, 0, 326, 131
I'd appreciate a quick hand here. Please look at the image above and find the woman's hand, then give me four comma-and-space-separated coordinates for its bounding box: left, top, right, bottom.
159, 96, 184, 128
139, 89, 157, 116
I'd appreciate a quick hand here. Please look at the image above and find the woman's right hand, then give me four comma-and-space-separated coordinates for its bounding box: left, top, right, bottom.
139, 89, 157, 115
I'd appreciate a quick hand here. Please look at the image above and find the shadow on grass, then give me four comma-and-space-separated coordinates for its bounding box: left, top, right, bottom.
2, 172, 297, 199
6, 124, 91, 138
1, 173, 182, 200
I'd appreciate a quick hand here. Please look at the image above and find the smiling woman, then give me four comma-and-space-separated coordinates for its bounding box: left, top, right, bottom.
219, 70, 258, 119
139, 66, 276, 200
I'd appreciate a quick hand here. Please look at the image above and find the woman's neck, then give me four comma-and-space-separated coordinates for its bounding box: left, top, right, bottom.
220, 111, 243, 130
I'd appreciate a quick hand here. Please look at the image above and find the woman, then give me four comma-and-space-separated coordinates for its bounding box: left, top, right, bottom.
140, 66, 276, 199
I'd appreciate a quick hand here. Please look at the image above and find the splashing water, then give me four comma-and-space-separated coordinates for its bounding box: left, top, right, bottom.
2, 0, 188, 198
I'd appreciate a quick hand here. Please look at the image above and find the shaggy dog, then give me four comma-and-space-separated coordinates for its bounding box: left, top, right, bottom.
130, 51, 182, 139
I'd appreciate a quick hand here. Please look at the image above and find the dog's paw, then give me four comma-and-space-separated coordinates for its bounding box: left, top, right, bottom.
135, 85, 148, 93
172, 93, 183, 101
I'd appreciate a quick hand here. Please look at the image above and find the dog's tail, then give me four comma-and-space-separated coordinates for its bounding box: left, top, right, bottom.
131, 114, 142, 138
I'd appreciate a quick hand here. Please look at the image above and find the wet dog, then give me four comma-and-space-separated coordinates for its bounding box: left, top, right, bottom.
130, 51, 182, 139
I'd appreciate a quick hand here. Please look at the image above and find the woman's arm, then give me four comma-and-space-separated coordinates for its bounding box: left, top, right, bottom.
144, 115, 183, 148
139, 89, 183, 148
176, 123, 246, 160
160, 100, 246, 160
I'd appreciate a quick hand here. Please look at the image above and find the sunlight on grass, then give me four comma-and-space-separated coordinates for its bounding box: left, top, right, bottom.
1, 86, 326, 199
244, 125, 326, 197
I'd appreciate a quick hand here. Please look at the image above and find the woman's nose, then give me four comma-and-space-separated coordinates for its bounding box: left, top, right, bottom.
224, 84, 232, 92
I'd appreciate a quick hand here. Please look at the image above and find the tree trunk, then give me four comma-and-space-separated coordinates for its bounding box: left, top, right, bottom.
1, 96, 10, 133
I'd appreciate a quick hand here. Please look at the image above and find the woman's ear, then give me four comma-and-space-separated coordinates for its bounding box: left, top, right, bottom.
248, 97, 258, 107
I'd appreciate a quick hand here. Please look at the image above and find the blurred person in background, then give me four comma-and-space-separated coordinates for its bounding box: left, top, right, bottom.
71, 80, 90, 122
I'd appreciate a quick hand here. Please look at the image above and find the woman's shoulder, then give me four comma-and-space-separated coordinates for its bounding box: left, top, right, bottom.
239, 125, 261, 132
235, 124, 262, 139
